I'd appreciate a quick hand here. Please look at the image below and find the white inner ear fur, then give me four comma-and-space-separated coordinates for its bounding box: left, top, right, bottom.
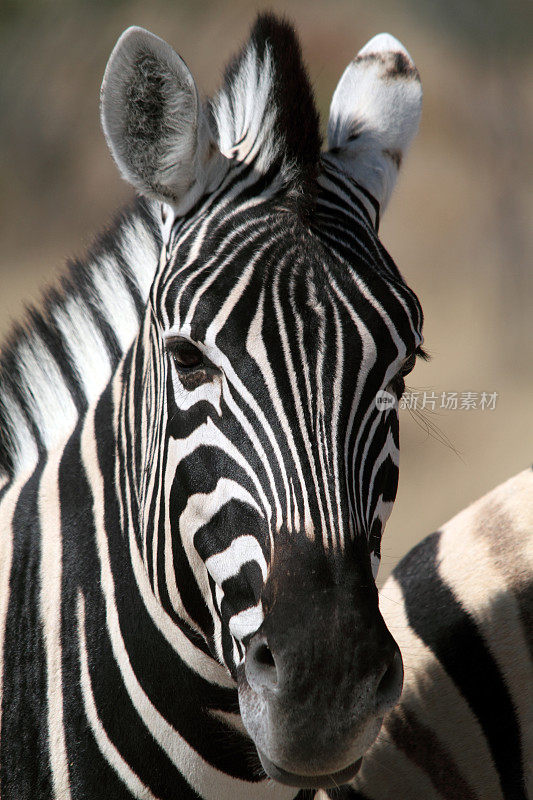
101, 26, 229, 213
328, 33, 422, 215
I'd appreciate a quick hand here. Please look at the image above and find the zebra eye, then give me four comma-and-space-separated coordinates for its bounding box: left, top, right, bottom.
399, 353, 417, 377
166, 337, 203, 370
390, 352, 417, 395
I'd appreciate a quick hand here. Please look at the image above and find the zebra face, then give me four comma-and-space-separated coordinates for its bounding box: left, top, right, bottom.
102, 14, 423, 790
157, 210, 417, 787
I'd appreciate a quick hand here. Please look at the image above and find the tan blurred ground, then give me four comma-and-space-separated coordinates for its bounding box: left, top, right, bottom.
1, 0, 531, 582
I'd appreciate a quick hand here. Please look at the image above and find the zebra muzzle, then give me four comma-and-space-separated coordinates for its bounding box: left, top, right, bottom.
238, 596, 403, 788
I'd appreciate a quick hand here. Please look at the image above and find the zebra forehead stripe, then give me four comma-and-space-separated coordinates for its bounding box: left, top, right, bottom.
310, 282, 338, 548
329, 300, 346, 548
246, 283, 310, 533
171, 213, 271, 331
272, 252, 328, 542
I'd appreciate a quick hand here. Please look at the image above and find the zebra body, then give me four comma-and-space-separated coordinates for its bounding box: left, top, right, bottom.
0, 16, 424, 798
349, 467, 533, 800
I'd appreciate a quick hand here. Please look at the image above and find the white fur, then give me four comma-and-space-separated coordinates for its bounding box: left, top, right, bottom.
120, 211, 161, 297
328, 32, 422, 212
91, 256, 140, 353
15, 335, 78, 454
0, 201, 159, 479
54, 299, 112, 403
229, 604, 264, 641
213, 45, 279, 173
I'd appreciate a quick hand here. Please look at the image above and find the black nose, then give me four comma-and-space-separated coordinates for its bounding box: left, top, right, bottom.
246, 634, 278, 692
245, 629, 403, 715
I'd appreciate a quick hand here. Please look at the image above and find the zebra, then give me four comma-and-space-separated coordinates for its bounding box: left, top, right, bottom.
0, 14, 425, 799
345, 466, 533, 800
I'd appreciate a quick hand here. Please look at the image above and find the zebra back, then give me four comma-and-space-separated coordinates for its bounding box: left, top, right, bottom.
350, 466, 533, 800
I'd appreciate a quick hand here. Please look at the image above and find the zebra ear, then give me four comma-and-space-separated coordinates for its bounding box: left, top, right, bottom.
101, 27, 228, 210
327, 33, 422, 215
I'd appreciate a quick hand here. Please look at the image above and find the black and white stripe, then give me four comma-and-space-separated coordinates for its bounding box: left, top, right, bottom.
348, 467, 533, 800
0, 14, 425, 798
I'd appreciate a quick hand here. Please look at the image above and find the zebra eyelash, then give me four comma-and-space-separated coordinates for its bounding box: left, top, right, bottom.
399, 353, 417, 377
389, 345, 428, 395
401, 345, 430, 376
397, 347, 424, 379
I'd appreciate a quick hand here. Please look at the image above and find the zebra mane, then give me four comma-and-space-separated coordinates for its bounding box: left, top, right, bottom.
212, 13, 321, 206
0, 197, 160, 480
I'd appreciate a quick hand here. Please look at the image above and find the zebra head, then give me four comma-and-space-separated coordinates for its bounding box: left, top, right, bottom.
101, 14, 423, 790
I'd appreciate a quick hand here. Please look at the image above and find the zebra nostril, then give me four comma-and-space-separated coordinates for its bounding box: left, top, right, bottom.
245, 635, 278, 692
256, 643, 276, 668
376, 649, 403, 712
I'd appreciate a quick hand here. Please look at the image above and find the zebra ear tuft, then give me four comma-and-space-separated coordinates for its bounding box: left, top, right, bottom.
327, 33, 422, 215
101, 27, 228, 210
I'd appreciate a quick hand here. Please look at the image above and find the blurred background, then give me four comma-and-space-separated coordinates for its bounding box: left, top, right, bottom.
1, 0, 531, 582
